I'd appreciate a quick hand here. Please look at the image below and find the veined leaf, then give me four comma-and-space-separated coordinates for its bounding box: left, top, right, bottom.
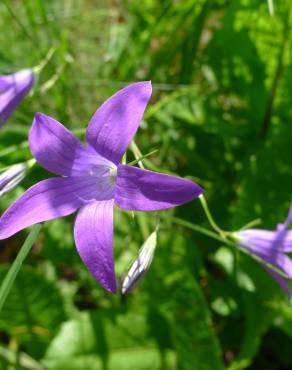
43, 310, 176, 370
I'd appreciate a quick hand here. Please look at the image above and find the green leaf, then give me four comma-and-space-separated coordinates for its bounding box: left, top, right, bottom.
167, 275, 224, 370
0, 265, 66, 357
0, 224, 42, 312
42, 310, 176, 370
154, 233, 224, 370
227, 291, 274, 370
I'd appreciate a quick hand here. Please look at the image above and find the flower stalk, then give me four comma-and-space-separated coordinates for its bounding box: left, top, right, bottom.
199, 194, 226, 238
33, 47, 57, 76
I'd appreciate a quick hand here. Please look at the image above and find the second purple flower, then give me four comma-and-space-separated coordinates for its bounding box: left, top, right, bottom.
0, 69, 34, 125
237, 205, 292, 298
0, 81, 204, 292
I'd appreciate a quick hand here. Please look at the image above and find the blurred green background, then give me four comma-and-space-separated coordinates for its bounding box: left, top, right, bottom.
0, 0, 292, 369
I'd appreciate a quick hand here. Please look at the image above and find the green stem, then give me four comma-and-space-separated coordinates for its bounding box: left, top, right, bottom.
199, 194, 226, 238
167, 215, 288, 279
0, 224, 42, 312
267, 0, 274, 16
129, 141, 145, 169
33, 46, 57, 75
0, 142, 29, 158
259, 5, 290, 138
239, 218, 262, 230
128, 149, 158, 166
166, 216, 230, 246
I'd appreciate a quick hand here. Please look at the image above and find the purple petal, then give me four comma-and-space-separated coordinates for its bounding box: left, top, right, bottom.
0, 177, 100, 239
0, 78, 10, 93
239, 229, 292, 252
86, 81, 152, 164
30, 112, 117, 177
74, 200, 116, 293
264, 266, 291, 299
240, 240, 292, 278
115, 165, 204, 211
283, 203, 292, 229
0, 69, 34, 125
30, 112, 83, 176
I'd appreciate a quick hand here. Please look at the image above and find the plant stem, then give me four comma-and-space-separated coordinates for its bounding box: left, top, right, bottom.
0, 224, 42, 312
129, 141, 145, 169
33, 46, 57, 75
239, 218, 262, 230
0, 142, 29, 158
167, 215, 288, 278
260, 6, 290, 138
199, 194, 226, 238
267, 0, 274, 16
128, 149, 158, 166
165, 215, 230, 246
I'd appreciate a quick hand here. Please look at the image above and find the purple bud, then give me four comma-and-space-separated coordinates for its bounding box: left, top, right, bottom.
0, 69, 35, 125
236, 203, 292, 299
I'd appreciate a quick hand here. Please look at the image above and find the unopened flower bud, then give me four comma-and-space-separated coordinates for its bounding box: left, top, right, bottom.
122, 227, 158, 294
0, 69, 35, 125
0, 162, 30, 198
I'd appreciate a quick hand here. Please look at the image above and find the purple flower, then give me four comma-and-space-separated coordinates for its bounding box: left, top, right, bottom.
0, 69, 34, 125
0, 81, 203, 292
238, 205, 292, 298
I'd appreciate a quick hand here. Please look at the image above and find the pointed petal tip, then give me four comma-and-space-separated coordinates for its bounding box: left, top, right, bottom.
33, 111, 48, 123
105, 282, 117, 294
16, 68, 34, 76
12, 69, 35, 83
92, 274, 117, 293
130, 80, 152, 96
186, 180, 205, 203
116, 165, 205, 211
144, 80, 152, 87
196, 183, 205, 196
31, 112, 46, 130
143, 80, 152, 92
74, 201, 117, 293
136, 80, 151, 86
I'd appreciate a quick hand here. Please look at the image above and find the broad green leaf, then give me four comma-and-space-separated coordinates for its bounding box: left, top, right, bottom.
43, 310, 176, 370
151, 233, 224, 370
0, 266, 66, 357
167, 274, 224, 370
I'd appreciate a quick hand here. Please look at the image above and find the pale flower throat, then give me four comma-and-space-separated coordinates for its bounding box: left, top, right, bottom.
88, 163, 117, 195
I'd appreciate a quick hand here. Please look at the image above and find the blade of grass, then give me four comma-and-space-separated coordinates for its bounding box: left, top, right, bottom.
127, 149, 158, 166
267, 0, 274, 16
0, 224, 42, 312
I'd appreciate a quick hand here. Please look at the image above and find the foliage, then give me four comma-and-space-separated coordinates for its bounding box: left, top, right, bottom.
0, 0, 292, 369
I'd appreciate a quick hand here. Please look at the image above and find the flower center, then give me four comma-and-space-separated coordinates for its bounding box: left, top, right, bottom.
107, 166, 117, 184
88, 163, 117, 193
